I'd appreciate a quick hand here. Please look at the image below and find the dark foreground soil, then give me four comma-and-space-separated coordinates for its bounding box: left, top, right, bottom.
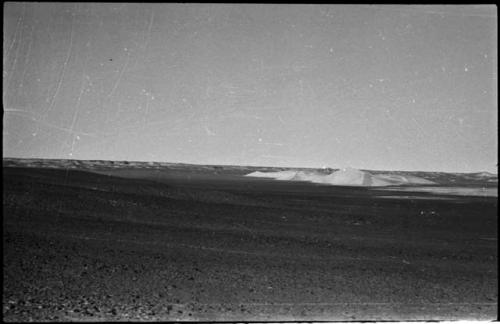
3, 166, 498, 321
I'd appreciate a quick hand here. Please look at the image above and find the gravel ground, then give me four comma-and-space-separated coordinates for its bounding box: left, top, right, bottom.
3, 166, 498, 321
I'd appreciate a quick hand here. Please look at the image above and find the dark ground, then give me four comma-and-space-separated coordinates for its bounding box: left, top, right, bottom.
3, 166, 498, 321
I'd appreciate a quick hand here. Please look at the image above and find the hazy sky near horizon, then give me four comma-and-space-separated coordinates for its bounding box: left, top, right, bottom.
3, 4, 498, 172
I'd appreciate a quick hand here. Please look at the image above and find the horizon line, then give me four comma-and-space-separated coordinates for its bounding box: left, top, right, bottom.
2, 156, 497, 175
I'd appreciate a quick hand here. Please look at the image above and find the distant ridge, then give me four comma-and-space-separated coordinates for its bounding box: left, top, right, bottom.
2, 158, 497, 186
1, 157, 316, 173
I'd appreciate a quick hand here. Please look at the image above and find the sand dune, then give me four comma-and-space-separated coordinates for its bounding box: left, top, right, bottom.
246, 168, 436, 187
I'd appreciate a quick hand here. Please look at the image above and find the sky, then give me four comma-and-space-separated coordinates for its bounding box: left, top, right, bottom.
3, 3, 498, 173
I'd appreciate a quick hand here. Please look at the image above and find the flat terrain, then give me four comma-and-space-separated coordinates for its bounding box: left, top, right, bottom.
3, 164, 498, 321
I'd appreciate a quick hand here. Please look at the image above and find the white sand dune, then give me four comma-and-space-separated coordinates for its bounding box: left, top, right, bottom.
246, 170, 299, 181
246, 167, 436, 187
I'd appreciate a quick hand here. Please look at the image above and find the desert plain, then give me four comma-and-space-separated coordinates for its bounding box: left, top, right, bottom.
2, 158, 498, 321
